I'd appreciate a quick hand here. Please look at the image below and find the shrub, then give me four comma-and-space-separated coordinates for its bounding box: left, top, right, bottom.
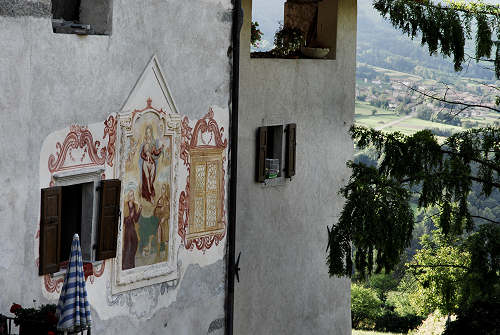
386, 291, 420, 317
351, 283, 382, 329
375, 310, 424, 333
366, 273, 399, 301
443, 301, 500, 335
273, 26, 303, 57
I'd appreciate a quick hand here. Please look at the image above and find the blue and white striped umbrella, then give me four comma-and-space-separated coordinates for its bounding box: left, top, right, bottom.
56, 234, 92, 333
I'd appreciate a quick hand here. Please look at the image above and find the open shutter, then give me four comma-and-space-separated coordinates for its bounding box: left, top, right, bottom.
96, 179, 121, 260
286, 123, 296, 178
257, 126, 268, 182
39, 187, 62, 275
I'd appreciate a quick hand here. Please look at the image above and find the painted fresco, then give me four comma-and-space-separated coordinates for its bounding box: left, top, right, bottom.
37, 56, 229, 311
178, 109, 228, 251
121, 111, 173, 270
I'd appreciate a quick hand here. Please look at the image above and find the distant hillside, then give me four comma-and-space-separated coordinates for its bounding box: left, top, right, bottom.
357, 0, 495, 81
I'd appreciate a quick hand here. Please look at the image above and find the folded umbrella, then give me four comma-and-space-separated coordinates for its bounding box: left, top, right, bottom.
56, 234, 92, 334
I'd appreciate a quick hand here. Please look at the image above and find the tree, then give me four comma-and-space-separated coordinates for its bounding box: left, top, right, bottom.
331, 1, 500, 332
408, 230, 471, 316
327, 125, 500, 278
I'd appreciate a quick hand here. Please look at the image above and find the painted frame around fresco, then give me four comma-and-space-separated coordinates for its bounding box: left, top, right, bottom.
111, 57, 182, 294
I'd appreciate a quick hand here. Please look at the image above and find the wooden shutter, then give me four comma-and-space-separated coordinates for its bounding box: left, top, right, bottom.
286, 123, 297, 178
96, 179, 121, 260
39, 187, 62, 275
257, 126, 268, 182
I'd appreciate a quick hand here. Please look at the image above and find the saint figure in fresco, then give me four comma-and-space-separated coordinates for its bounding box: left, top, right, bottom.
154, 183, 170, 258
140, 125, 164, 203
122, 190, 142, 270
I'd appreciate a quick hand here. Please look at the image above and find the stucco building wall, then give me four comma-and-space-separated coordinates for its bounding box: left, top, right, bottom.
0, 1, 232, 334
233, 0, 357, 333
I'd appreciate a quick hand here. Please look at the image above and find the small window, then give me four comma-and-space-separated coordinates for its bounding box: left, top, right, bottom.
256, 124, 296, 183
51, 0, 113, 35
39, 174, 121, 275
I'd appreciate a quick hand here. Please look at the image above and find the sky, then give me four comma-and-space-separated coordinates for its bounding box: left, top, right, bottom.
251, 0, 286, 51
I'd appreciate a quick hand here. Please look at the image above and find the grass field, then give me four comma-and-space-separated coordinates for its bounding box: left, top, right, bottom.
384, 117, 463, 132
352, 330, 404, 335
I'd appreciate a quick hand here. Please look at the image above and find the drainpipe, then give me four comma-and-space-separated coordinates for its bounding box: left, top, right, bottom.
225, 0, 242, 334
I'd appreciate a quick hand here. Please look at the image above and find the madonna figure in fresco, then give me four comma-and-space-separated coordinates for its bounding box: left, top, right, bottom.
154, 183, 170, 258
140, 125, 164, 204
122, 190, 142, 270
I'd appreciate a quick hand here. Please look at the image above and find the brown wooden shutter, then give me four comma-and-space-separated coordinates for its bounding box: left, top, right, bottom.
257, 126, 268, 182
96, 179, 121, 260
39, 187, 62, 275
286, 123, 297, 178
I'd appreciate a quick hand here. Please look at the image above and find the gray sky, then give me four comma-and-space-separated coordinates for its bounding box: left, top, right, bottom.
251, 0, 286, 50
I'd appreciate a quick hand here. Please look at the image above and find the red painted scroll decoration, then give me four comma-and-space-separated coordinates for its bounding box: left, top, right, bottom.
43, 261, 106, 293
178, 108, 227, 251
43, 124, 110, 292
48, 125, 107, 174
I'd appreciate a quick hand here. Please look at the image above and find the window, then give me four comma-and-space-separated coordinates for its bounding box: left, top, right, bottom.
256, 123, 296, 183
187, 147, 225, 239
51, 0, 113, 35
250, 0, 338, 59
39, 171, 121, 275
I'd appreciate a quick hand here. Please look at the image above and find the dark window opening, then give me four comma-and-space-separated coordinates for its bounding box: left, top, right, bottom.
60, 184, 83, 262
51, 0, 113, 35
59, 182, 94, 263
265, 125, 284, 178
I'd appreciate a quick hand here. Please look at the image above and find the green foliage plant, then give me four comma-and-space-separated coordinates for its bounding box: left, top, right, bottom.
408, 231, 471, 316
351, 283, 383, 329
273, 25, 304, 57
251, 21, 263, 48
365, 273, 400, 301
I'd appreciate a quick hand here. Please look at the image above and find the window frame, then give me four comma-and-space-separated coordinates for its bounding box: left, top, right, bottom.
187, 147, 225, 239
49, 167, 104, 276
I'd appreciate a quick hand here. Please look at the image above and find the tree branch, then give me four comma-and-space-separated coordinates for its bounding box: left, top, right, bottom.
471, 215, 500, 225
469, 176, 500, 189
409, 263, 470, 270
440, 149, 500, 174
402, 83, 500, 113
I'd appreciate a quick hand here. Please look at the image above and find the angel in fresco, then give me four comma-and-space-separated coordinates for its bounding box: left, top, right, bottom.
140, 125, 164, 203
154, 183, 170, 259
122, 190, 142, 270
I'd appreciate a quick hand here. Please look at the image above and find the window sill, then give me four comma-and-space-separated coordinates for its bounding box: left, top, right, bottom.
51, 260, 103, 279
52, 20, 110, 36
261, 176, 286, 187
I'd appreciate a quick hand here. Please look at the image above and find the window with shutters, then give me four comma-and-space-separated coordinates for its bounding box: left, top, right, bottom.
257, 123, 296, 184
39, 169, 121, 275
187, 147, 225, 239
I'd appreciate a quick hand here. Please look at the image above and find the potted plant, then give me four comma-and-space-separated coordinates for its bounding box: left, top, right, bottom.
251, 21, 263, 48
10, 302, 57, 335
273, 25, 304, 57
